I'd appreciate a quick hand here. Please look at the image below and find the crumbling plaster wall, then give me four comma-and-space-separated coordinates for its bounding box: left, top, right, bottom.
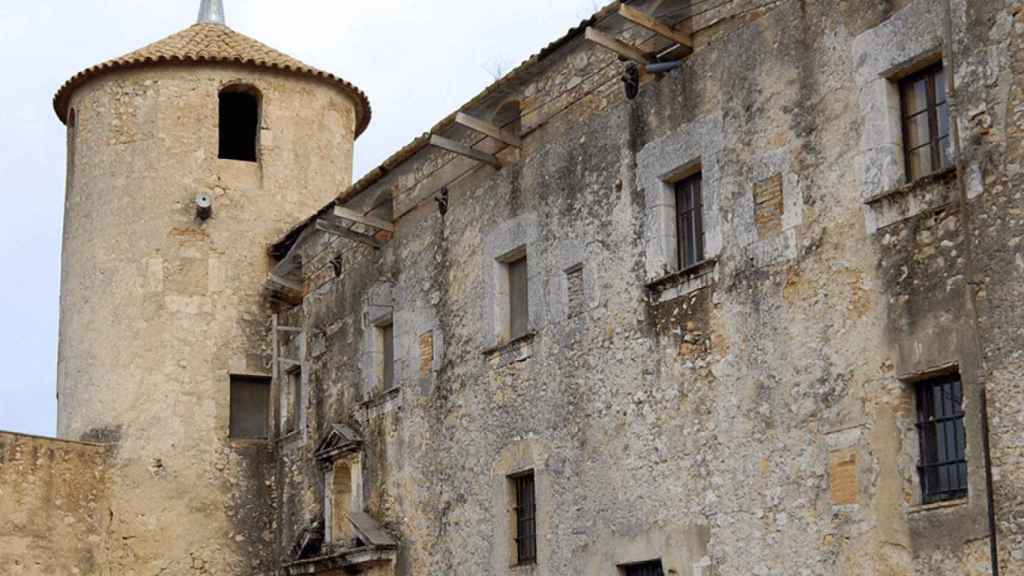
276, 0, 1021, 574
0, 432, 111, 576
57, 62, 358, 575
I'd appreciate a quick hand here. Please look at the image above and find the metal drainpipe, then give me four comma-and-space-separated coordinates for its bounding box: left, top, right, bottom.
943, 1, 999, 574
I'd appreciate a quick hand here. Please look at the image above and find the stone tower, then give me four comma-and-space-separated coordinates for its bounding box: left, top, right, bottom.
52, 1, 370, 573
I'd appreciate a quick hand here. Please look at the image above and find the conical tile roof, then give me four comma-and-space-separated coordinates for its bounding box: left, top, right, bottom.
53, 23, 371, 136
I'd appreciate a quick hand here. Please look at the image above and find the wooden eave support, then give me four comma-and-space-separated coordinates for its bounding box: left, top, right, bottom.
454, 112, 522, 148
316, 216, 385, 249
333, 206, 395, 233
428, 134, 502, 169
618, 4, 693, 54
269, 273, 303, 292
584, 26, 651, 65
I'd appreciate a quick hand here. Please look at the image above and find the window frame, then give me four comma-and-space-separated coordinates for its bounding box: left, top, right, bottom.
376, 319, 395, 391
675, 172, 705, 270
283, 365, 302, 435
898, 62, 951, 182
915, 372, 968, 504
228, 374, 271, 440
509, 470, 537, 566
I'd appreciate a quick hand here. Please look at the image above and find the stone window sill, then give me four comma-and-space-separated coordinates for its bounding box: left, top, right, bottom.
360, 386, 401, 409
482, 331, 537, 357
645, 258, 718, 295
907, 498, 968, 515
863, 167, 957, 205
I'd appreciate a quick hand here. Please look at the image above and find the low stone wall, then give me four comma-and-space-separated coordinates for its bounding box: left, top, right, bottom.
0, 431, 111, 576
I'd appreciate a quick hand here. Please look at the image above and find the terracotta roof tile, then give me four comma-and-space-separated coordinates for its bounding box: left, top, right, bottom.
53, 23, 371, 136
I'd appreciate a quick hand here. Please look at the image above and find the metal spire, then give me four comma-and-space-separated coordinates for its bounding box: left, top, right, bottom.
197, 0, 226, 25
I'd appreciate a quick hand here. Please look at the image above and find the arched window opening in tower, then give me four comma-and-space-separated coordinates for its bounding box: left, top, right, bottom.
219, 86, 260, 162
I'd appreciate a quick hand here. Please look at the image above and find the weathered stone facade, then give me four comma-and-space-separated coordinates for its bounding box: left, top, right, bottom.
271, 1, 1024, 574
4, 0, 1024, 575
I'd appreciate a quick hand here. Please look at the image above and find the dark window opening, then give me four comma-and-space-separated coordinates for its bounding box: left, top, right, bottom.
219, 89, 259, 162
230, 375, 270, 439
675, 173, 705, 270
380, 321, 395, 390
508, 254, 529, 340
916, 373, 967, 504
900, 63, 952, 182
511, 470, 536, 565
621, 560, 665, 576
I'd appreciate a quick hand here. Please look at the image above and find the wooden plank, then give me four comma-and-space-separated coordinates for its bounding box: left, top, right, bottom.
268, 273, 303, 292
428, 135, 502, 169
584, 26, 651, 64
619, 4, 693, 53
276, 326, 304, 333
316, 218, 384, 249
455, 112, 522, 148
332, 205, 395, 233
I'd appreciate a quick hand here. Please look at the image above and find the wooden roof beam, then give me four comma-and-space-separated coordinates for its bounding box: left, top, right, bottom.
428, 135, 502, 169
455, 112, 522, 148
584, 27, 651, 65
333, 205, 395, 233
618, 4, 693, 55
316, 216, 384, 249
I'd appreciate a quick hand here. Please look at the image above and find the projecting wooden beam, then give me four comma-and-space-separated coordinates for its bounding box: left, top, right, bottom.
332, 205, 395, 233
316, 217, 384, 249
455, 112, 522, 148
428, 135, 502, 169
268, 273, 303, 292
618, 4, 693, 53
584, 27, 651, 65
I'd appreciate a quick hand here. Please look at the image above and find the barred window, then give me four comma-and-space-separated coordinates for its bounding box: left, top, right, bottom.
510, 471, 536, 565
621, 560, 665, 576
916, 373, 967, 504
900, 63, 952, 181
675, 173, 704, 270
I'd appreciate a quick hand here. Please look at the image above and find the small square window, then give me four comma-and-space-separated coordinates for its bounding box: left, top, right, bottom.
510, 471, 536, 565
229, 375, 270, 439
915, 372, 967, 504
899, 63, 952, 182
620, 560, 665, 576
675, 173, 705, 270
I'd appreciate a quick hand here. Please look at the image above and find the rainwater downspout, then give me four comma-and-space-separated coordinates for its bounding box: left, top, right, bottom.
943, 2, 999, 574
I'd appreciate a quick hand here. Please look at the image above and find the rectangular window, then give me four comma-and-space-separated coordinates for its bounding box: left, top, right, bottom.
916, 373, 967, 504
900, 63, 952, 181
621, 560, 665, 576
380, 321, 395, 390
675, 173, 704, 270
510, 471, 536, 565
508, 254, 529, 340
284, 367, 301, 434
331, 462, 354, 544
229, 375, 270, 439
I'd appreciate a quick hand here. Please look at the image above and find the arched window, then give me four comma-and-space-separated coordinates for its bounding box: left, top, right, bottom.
493, 99, 522, 136
219, 86, 260, 162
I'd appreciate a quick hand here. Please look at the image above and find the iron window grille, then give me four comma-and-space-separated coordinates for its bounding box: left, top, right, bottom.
899, 62, 952, 182
510, 471, 537, 565
622, 560, 665, 576
675, 173, 705, 270
916, 373, 968, 504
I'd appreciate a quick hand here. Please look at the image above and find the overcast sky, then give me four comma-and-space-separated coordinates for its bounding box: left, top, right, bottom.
0, 0, 602, 437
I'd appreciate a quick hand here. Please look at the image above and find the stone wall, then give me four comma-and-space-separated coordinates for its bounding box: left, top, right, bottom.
0, 432, 111, 576
268, 0, 1020, 574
